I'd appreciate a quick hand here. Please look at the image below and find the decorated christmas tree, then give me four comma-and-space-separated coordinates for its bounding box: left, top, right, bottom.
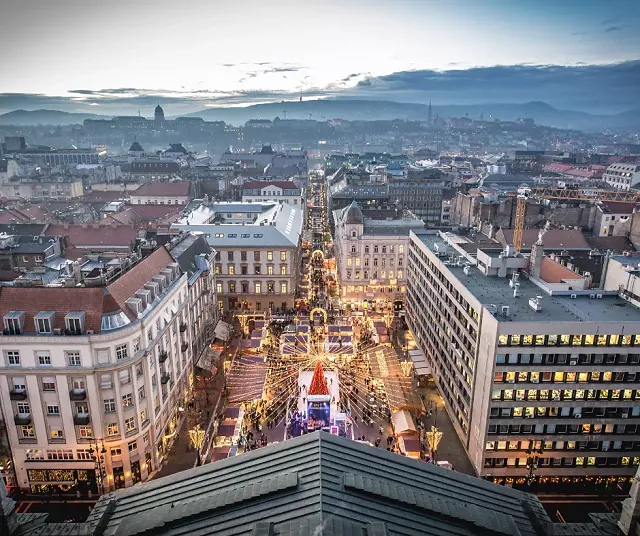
308, 359, 330, 395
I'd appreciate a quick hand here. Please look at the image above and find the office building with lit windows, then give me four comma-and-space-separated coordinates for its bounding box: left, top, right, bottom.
174, 201, 303, 313
406, 230, 640, 494
333, 201, 424, 311
0, 241, 214, 495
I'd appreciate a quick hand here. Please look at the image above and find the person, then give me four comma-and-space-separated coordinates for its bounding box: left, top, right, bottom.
379, 425, 384, 435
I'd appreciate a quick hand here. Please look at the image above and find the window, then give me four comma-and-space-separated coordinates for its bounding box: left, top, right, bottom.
110, 447, 122, 456
42, 379, 55, 391
66, 315, 83, 334
47, 449, 73, 460
217, 282, 223, 294
135, 363, 143, 378
229, 282, 236, 293
38, 353, 51, 366
50, 429, 64, 439
17, 402, 30, 414
46, 405, 60, 416
122, 393, 133, 407
280, 265, 287, 275
138, 386, 146, 400
67, 351, 81, 366
140, 408, 147, 423
26, 450, 44, 460
6, 351, 19, 365
228, 251, 234, 261
267, 282, 275, 293
254, 251, 260, 261
78, 426, 93, 438
255, 283, 261, 293
77, 449, 92, 460
399, 245, 404, 254
267, 251, 273, 261
281, 283, 287, 294
215, 265, 222, 275
104, 399, 116, 413
364, 246, 369, 254
125, 417, 136, 432
36, 316, 52, 334
107, 423, 119, 436
21, 425, 34, 438
116, 344, 128, 361
347, 258, 352, 267
280, 252, 287, 262
128, 440, 137, 452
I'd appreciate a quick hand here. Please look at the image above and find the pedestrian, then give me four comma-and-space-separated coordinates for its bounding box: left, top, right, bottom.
379, 425, 384, 435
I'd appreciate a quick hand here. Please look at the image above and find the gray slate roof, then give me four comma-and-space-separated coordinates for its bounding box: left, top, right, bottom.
87, 431, 554, 536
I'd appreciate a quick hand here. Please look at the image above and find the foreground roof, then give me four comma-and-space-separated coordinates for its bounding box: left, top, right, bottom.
87, 431, 553, 536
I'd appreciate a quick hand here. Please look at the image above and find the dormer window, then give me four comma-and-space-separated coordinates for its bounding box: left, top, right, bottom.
65, 312, 85, 335
34, 311, 55, 334
3, 311, 25, 335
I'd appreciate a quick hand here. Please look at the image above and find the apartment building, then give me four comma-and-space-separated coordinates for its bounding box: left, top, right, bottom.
241, 180, 303, 206
0, 242, 213, 495
174, 201, 303, 313
0, 175, 83, 201
388, 177, 444, 224
603, 163, 640, 191
406, 230, 640, 494
332, 201, 423, 311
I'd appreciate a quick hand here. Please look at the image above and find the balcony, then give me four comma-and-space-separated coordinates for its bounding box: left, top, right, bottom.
179, 323, 187, 333
159, 350, 169, 363
10, 388, 27, 401
14, 413, 32, 425
181, 342, 189, 353
161, 373, 170, 385
69, 388, 87, 401
73, 413, 90, 425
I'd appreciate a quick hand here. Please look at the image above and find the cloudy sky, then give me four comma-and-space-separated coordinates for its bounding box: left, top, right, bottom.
1, 0, 639, 114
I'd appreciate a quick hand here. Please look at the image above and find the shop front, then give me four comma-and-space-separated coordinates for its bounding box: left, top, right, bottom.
27, 467, 98, 495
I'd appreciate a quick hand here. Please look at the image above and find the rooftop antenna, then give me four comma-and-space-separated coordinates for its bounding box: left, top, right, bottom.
138, 109, 140, 117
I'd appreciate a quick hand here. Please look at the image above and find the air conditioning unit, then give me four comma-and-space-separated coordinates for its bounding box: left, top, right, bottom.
622, 413, 629, 419
589, 293, 596, 299
507, 379, 515, 384
570, 360, 577, 366
87, 329, 94, 335
532, 378, 539, 383
574, 413, 582, 419
596, 294, 603, 299
53, 328, 63, 335
602, 446, 609, 451
570, 293, 577, 299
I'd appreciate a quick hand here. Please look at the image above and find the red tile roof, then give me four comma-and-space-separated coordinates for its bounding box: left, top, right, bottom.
539, 257, 583, 283
242, 180, 299, 190
45, 224, 138, 249
107, 246, 175, 320
599, 201, 638, 214
499, 228, 590, 250
83, 191, 126, 203
130, 181, 190, 197
0, 287, 107, 333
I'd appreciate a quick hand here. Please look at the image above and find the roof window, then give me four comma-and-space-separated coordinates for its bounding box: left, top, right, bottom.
34, 311, 55, 334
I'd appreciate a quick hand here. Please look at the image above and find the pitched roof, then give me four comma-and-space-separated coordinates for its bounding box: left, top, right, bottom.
0, 287, 107, 333
131, 181, 190, 197
308, 360, 330, 395
107, 246, 175, 320
499, 228, 590, 250
242, 180, 299, 190
45, 224, 138, 249
87, 431, 554, 536
539, 257, 583, 283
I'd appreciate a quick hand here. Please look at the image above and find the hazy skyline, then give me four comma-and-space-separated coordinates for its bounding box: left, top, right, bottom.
1, 0, 639, 113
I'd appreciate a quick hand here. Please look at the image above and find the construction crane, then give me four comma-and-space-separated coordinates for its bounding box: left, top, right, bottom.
512, 186, 640, 253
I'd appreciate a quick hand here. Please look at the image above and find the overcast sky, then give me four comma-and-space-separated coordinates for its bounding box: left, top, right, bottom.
0, 0, 639, 111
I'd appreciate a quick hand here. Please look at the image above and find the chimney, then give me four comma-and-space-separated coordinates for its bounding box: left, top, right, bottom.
530, 240, 544, 279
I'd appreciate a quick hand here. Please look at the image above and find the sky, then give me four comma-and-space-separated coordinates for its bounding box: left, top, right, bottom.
0, 0, 639, 114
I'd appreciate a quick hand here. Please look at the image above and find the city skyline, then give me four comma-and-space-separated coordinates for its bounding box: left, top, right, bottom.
1, 0, 639, 114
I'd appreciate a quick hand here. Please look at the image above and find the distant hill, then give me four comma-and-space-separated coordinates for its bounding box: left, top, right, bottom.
0, 109, 109, 126
188, 99, 640, 131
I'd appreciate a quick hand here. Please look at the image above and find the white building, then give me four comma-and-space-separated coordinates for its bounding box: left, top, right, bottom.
174, 201, 303, 313
406, 230, 640, 494
241, 180, 304, 207
0, 242, 215, 495
603, 163, 640, 191
333, 201, 424, 312
129, 181, 190, 205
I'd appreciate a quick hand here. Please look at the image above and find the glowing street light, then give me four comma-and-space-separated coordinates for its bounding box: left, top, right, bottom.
426, 426, 443, 462
189, 424, 206, 466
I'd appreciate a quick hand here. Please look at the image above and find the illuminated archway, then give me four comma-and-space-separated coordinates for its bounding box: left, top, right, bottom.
311, 249, 325, 260
310, 307, 327, 323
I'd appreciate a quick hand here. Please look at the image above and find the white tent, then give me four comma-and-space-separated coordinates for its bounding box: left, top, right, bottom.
391, 410, 417, 436
408, 349, 430, 376
214, 320, 233, 341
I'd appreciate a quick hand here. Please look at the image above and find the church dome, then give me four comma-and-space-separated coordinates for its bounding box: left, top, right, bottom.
343, 200, 364, 224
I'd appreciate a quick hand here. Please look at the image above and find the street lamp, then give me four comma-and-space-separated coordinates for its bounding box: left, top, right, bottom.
189, 424, 206, 466
88, 438, 107, 495
425, 426, 443, 463
525, 446, 544, 485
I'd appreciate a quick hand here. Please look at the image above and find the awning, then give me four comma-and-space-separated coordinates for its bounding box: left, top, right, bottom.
214, 320, 233, 341
408, 349, 431, 376
391, 410, 417, 436
197, 348, 221, 372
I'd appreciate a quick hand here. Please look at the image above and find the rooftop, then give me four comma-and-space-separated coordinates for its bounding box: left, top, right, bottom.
497, 228, 591, 250
87, 431, 554, 536
242, 180, 299, 190
45, 224, 138, 249
414, 232, 640, 324
131, 181, 190, 197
